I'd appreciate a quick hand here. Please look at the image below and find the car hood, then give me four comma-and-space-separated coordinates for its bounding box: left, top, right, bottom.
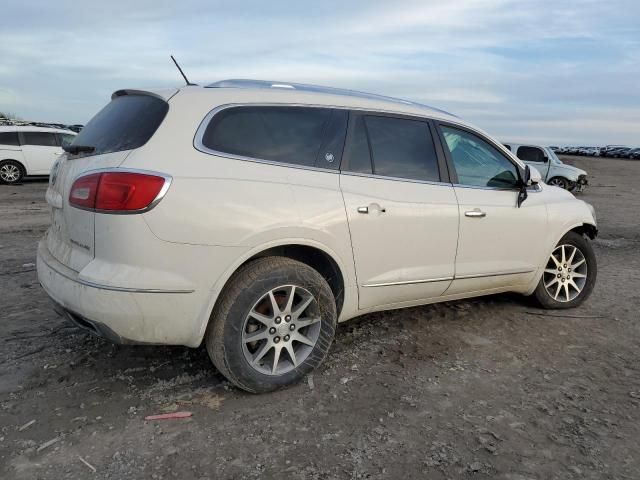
553, 163, 587, 180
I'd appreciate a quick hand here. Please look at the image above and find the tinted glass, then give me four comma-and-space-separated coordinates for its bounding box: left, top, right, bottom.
314, 109, 348, 170
341, 115, 372, 173
22, 132, 58, 147
203, 106, 332, 167
72, 94, 168, 157
366, 116, 440, 182
0, 132, 20, 146
517, 146, 546, 162
441, 126, 519, 188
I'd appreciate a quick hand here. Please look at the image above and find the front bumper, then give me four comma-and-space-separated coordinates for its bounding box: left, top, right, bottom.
574, 175, 588, 193
37, 239, 202, 346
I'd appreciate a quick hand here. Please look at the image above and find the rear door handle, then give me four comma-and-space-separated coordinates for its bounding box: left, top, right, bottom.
357, 203, 386, 214
465, 209, 486, 218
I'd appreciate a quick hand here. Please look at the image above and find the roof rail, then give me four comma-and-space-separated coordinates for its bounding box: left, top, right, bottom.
0, 119, 83, 132
206, 79, 456, 117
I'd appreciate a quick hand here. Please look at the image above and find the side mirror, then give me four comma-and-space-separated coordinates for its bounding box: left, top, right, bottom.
528, 165, 542, 185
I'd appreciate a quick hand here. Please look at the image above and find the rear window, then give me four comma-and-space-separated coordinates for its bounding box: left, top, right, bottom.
71, 94, 168, 156
201, 106, 340, 168
0, 132, 20, 146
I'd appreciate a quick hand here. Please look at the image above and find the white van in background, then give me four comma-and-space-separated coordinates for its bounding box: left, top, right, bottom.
0, 126, 76, 184
503, 142, 588, 192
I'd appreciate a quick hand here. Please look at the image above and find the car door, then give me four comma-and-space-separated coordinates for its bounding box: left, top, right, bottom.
515, 145, 551, 180
340, 112, 459, 310
18, 131, 62, 175
435, 123, 548, 295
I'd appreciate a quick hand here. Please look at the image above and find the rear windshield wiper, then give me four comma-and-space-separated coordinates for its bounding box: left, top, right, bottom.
63, 144, 95, 154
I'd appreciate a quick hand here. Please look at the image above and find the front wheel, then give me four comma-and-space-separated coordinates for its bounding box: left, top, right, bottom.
205, 257, 337, 393
547, 177, 569, 190
532, 231, 597, 309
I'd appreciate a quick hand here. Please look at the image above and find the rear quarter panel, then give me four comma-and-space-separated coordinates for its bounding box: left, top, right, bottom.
122, 89, 359, 323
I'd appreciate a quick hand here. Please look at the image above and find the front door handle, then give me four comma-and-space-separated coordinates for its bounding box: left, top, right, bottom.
465, 209, 487, 218
357, 206, 369, 214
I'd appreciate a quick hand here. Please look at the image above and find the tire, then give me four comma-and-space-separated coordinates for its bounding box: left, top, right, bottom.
547, 177, 569, 190
532, 231, 597, 309
0, 160, 25, 184
205, 256, 337, 393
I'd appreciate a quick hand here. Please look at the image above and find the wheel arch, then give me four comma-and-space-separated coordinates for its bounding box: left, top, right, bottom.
195, 240, 350, 346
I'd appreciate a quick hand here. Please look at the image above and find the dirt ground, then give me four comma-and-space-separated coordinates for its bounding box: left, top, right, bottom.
1, 156, 639, 479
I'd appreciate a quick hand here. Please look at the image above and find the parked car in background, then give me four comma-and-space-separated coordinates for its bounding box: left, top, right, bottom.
0, 126, 76, 184
608, 147, 632, 158
626, 148, 640, 159
502, 142, 588, 192
37, 80, 598, 392
600, 145, 627, 157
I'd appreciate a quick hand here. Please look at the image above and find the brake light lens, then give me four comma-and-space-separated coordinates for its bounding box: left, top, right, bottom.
69, 171, 168, 213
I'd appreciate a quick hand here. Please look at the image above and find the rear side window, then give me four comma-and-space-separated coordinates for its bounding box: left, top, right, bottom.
22, 132, 58, 147
71, 94, 168, 156
202, 106, 343, 169
517, 146, 546, 162
342, 114, 440, 182
0, 132, 20, 146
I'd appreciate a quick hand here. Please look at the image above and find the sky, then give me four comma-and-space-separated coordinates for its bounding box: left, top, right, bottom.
1, 0, 639, 146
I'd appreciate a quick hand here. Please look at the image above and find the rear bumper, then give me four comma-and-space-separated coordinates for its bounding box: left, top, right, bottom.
37, 239, 203, 346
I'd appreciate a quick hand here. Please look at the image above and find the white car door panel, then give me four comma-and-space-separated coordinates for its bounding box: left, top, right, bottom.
19, 131, 62, 175
340, 113, 458, 310
438, 124, 548, 295
341, 174, 458, 308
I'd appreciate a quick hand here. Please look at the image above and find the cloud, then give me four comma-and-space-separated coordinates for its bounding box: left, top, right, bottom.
0, 0, 638, 145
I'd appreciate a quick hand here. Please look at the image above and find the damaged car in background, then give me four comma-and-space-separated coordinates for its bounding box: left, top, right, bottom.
503, 142, 588, 192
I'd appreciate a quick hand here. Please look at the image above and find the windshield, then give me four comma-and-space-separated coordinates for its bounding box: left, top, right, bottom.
546, 148, 562, 164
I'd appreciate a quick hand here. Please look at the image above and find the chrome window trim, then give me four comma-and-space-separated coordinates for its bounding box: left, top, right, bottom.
193, 103, 470, 180
70, 167, 173, 215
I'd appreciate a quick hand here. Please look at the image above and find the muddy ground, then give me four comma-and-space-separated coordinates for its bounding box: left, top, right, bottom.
1, 156, 639, 479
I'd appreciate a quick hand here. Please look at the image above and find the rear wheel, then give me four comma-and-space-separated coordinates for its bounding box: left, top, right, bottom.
0, 160, 25, 184
532, 231, 596, 309
547, 176, 569, 190
206, 257, 337, 393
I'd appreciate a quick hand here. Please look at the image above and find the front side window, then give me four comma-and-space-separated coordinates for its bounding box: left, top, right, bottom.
0, 132, 20, 146
441, 125, 519, 188
22, 132, 58, 147
341, 114, 440, 182
517, 146, 546, 163
202, 106, 340, 168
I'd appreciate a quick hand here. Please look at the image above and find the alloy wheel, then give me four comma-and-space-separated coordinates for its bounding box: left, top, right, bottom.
0, 164, 21, 183
548, 177, 567, 189
242, 285, 322, 375
543, 244, 588, 302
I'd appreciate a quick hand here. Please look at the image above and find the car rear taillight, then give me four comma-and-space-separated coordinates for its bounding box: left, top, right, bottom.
69, 171, 169, 213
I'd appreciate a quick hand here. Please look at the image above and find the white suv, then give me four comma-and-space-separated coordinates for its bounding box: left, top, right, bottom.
37, 81, 598, 392
0, 126, 76, 184
502, 142, 588, 192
